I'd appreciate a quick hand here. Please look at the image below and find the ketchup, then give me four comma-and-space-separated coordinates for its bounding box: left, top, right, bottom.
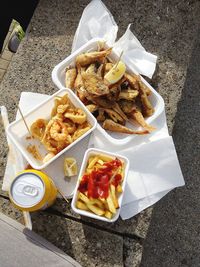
78, 158, 122, 199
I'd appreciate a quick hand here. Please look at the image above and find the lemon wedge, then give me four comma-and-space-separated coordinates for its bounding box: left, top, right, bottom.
104, 61, 126, 84
64, 157, 78, 177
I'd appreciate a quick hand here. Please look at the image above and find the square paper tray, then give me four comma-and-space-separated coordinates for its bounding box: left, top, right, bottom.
6, 88, 97, 170
71, 148, 130, 222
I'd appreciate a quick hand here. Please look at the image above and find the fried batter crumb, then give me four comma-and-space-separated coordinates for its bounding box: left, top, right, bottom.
26, 144, 42, 161
26, 135, 33, 140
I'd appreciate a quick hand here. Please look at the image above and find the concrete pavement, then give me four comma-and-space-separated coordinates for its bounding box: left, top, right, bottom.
0, 0, 199, 266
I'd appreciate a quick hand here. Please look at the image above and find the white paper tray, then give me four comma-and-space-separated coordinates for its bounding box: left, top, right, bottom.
6, 88, 97, 170
71, 147, 130, 222
52, 38, 165, 145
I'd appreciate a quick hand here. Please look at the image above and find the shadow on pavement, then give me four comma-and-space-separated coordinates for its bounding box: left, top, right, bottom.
140, 27, 200, 267
31, 211, 75, 259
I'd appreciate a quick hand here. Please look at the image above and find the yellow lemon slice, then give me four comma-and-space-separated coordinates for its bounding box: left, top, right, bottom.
64, 157, 78, 177
104, 61, 126, 84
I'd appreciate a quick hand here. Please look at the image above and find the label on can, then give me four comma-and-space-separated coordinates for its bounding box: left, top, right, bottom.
10, 172, 45, 208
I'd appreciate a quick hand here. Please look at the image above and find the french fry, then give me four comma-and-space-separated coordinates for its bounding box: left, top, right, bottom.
121, 162, 125, 181
95, 163, 103, 169
98, 154, 113, 162
88, 156, 95, 165
76, 200, 89, 211
88, 156, 99, 169
118, 166, 122, 174
97, 159, 104, 165
110, 184, 119, 208
90, 198, 105, 209
106, 190, 116, 214
104, 201, 109, 211
86, 168, 93, 174
78, 192, 90, 204
105, 210, 113, 219
99, 198, 106, 204
116, 184, 123, 193
86, 203, 105, 216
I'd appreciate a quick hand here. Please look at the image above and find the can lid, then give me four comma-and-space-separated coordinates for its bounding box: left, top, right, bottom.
10, 172, 45, 208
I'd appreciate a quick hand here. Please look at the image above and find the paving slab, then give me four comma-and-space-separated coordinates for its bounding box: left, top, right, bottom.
0, 196, 24, 225
0, 69, 6, 81
0, 193, 144, 267
1, 49, 13, 61
0, 183, 151, 240
52, 198, 151, 239
123, 237, 143, 267
0, 58, 10, 70
0, 120, 9, 177
0, 180, 8, 197
31, 211, 124, 267
140, 24, 200, 267
0, 190, 151, 239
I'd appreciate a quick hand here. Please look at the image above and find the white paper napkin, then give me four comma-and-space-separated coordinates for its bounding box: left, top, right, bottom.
72, 0, 118, 53
113, 24, 157, 78
120, 189, 170, 220
72, 0, 157, 79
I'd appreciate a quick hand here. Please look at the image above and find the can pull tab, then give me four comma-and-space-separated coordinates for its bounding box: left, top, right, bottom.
16, 183, 39, 197
23, 185, 39, 197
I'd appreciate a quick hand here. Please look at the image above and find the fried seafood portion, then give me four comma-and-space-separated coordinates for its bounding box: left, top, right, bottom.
65, 43, 156, 135
29, 93, 92, 161
81, 72, 109, 96
30, 119, 48, 140
129, 110, 156, 132
72, 122, 91, 141
65, 67, 77, 89
64, 108, 87, 124
138, 81, 154, 117
118, 89, 139, 100
102, 119, 148, 135
27, 144, 43, 161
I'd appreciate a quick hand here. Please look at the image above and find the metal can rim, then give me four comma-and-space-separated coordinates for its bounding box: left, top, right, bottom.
9, 171, 46, 209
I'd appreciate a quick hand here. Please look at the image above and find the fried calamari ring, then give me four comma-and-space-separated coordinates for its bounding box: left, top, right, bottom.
63, 118, 77, 134
30, 119, 47, 140
72, 122, 91, 141
57, 104, 69, 114
64, 108, 87, 124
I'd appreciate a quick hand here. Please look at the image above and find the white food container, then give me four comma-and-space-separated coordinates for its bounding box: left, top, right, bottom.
6, 88, 97, 170
52, 38, 165, 145
71, 148, 129, 222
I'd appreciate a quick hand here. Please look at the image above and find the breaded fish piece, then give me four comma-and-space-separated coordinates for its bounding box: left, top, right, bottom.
65, 68, 77, 89
76, 48, 112, 67
81, 72, 109, 96
102, 119, 149, 135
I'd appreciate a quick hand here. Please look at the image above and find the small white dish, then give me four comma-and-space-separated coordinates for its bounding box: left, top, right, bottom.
6, 88, 97, 170
71, 148, 129, 222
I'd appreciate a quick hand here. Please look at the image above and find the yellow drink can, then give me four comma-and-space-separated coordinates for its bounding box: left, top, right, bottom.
9, 169, 58, 212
